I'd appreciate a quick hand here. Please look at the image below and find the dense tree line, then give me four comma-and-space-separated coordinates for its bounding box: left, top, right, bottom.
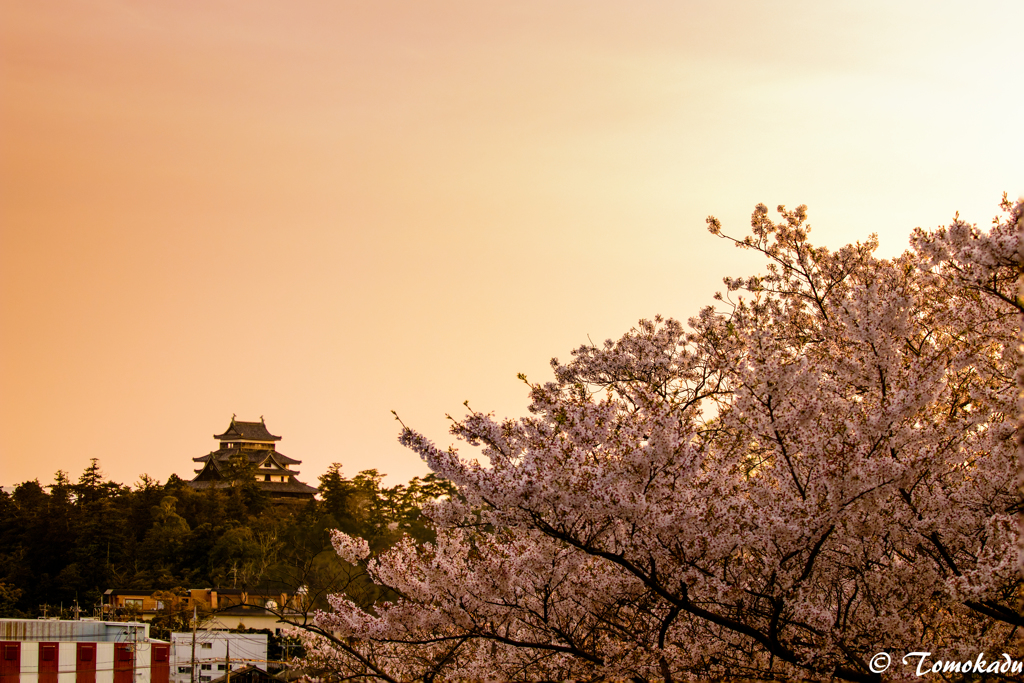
0, 457, 454, 621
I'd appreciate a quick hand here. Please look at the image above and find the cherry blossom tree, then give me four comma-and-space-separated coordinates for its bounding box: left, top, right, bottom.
306, 196, 1023, 682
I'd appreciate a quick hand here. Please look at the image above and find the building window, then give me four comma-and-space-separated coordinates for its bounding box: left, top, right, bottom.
124, 599, 143, 609
217, 665, 226, 670
201, 664, 212, 671
201, 677, 211, 682
264, 475, 271, 481
201, 643, 213, 650
178, 668, 191, 674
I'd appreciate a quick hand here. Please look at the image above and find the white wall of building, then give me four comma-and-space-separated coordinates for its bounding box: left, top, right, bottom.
169, 633, 267, 683
1, 641, 157, 683
1, 620, 166, 683
57, 642, 78, 683
19, 641, 38, 683
95, 643, 116, 683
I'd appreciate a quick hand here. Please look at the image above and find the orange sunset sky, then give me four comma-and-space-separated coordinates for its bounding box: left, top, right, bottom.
2, 1, 1022, 489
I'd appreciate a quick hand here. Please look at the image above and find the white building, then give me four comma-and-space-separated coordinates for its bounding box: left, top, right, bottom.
0, 619, 167, 683
168, 634, 267, 683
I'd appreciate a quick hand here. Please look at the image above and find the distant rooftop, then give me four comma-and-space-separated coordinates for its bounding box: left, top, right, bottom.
214, 417, 281, 442
0, 618, 150, 642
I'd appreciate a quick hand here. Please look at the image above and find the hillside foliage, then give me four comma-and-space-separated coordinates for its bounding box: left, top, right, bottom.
0, 458, 453, 627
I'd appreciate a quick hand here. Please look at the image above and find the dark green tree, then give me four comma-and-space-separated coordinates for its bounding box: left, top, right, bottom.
0, 582, 23, 617
0, 458, 454, 619
222, 453, 269, 515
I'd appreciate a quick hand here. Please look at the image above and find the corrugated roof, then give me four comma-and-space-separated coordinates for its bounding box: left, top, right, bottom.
0, 619, 149, 642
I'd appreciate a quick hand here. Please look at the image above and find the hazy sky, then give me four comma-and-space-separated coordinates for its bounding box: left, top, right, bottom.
2, 0, 1022, 489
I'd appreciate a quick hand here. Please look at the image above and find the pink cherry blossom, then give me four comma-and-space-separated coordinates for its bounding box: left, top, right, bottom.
304, 197, 1024, 683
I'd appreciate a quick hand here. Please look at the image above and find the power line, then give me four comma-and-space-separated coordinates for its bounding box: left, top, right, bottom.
12, 659, 292, 675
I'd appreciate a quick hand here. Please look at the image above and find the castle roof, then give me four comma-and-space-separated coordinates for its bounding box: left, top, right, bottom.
193, 448, 300, 467
214, 418, 281, 442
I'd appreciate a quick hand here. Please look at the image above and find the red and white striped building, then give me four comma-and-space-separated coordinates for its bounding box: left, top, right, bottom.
0, 620, 169, 683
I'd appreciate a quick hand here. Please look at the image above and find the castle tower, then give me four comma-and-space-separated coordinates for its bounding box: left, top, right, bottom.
188, 417, 318, 500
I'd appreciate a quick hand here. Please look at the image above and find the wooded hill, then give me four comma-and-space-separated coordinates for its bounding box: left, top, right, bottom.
0, 458, 454, 624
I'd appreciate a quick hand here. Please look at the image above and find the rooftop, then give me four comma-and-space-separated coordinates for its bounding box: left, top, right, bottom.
194, 449, 300, 466
214, 418, 281, 442
0, 619, 150, 642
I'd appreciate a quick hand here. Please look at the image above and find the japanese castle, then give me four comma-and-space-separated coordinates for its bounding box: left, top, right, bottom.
188, 417, 318, 500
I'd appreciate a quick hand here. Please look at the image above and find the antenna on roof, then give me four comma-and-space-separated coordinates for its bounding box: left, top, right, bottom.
232, 413, 236, 421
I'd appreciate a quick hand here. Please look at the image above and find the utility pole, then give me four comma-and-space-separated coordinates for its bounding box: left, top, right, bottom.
225, 641, 230, 683
190, 606, 197, 683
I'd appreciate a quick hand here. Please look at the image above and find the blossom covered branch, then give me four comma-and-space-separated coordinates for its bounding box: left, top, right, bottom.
305, 197, 1023, 682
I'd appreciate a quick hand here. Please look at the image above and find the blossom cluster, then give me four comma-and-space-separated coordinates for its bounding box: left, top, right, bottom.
304, 198, 1023, 682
